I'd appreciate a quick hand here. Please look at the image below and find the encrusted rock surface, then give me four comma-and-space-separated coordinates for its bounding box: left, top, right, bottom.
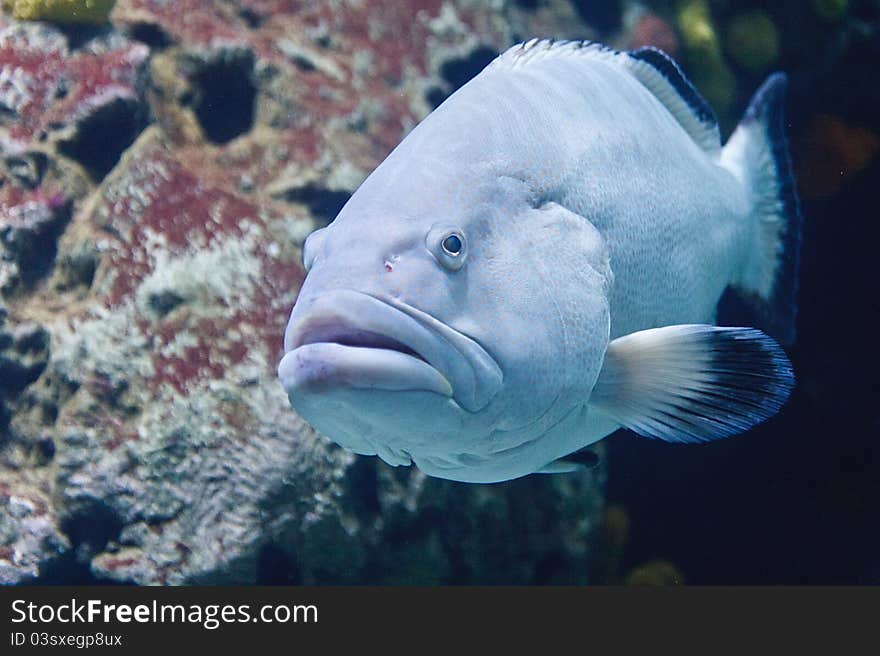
0, 1, 610, 584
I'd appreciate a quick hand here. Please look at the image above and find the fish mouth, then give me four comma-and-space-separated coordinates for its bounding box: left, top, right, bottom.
295, 323, 426, 363
278, 289, 503, 411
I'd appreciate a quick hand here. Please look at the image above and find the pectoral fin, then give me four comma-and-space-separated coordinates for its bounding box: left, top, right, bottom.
536, 448, 600, 474
590, 325, 794, 443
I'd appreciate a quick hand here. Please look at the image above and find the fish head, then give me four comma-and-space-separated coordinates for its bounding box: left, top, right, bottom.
278, 152, 612, 479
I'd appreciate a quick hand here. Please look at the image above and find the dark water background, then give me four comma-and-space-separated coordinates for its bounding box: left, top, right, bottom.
597, 0, 880, 584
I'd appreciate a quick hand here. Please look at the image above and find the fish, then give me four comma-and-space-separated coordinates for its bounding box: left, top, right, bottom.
277, 39, 801, 483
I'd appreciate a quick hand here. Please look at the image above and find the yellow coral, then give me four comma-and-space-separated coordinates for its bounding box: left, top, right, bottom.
675, 0, 736, 120
677, 0, 719, 53
625, 560, 685, 586
3, 0, 115, 24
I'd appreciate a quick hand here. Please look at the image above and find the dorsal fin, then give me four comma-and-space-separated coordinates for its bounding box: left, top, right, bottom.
490, 39, 721, 154
625, 47, 720, 153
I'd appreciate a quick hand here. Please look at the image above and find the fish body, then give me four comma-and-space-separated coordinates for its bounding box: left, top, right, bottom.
278, 40, 800, 483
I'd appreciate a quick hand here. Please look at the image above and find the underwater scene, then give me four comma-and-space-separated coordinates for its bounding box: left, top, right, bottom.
0, 0, 877, 585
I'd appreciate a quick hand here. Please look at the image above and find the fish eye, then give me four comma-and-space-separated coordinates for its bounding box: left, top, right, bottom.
442, 233, 463, 256
427, 225, 467, 271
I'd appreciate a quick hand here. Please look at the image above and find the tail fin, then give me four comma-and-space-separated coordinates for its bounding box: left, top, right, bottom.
720, 73, 802, 345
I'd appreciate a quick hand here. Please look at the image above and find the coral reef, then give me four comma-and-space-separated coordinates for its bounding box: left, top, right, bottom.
0, 20, 148, 172
0, 1, 606, 584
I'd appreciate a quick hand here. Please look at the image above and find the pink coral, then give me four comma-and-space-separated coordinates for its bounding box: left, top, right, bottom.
0, 20, 148, 151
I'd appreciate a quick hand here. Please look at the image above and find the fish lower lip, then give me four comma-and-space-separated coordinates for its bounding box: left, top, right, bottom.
278, 343, 453, 397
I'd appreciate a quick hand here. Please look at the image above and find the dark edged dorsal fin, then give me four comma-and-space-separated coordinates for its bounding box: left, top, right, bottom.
490, 39, 721, 154
626, 47, 720, 153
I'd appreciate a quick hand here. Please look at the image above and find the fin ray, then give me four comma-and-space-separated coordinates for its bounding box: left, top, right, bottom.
590, 325, 794, 443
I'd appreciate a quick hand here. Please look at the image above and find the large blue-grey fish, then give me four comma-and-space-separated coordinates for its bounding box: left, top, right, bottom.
277, 39, 801, 483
